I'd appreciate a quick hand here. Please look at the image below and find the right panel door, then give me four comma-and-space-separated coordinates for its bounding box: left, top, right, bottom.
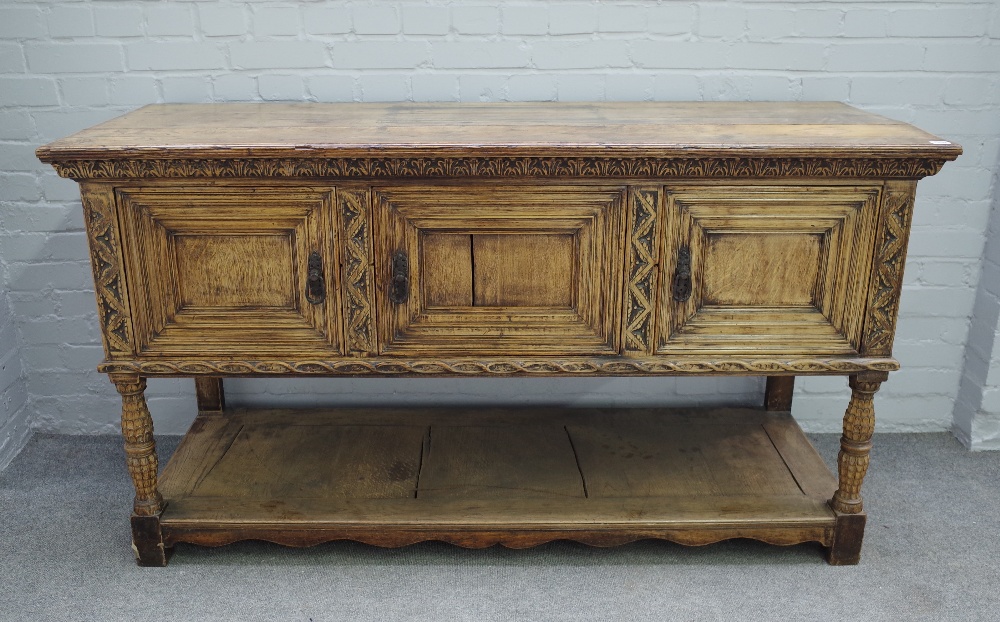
656, 184, 882, 356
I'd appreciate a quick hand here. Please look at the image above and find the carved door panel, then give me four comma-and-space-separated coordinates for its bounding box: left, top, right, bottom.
116, 185, 340, 357
373, 185, 626, 355
655, 185, 882, 356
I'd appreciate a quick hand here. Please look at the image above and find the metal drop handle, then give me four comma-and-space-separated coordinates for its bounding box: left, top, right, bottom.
389, 251, 409, 305
672, 246, 692, 303
305, 251, 325, 305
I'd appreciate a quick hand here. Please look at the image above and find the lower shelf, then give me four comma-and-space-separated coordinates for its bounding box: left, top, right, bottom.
157, 406, 844, 553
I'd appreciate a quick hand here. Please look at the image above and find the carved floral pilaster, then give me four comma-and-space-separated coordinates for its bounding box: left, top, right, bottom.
862, 181, 918, 356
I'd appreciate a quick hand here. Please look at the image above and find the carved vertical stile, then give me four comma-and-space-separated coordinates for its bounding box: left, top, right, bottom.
80, 183, 135, 357
830, 372, 886, 514
861, 181, 917, 356
110, 373, 163, 517
339, 188, 377, 356
623, 187, 661, 355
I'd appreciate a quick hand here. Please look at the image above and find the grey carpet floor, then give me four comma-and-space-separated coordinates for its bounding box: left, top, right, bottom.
0, 432, 998, 622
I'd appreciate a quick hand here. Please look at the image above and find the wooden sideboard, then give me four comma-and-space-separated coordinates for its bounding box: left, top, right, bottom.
36, 102, 960, 566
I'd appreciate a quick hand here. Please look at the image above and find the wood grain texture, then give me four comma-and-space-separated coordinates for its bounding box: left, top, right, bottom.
421, 233, 473, 307
190, 424, 426, 500
762, 415, 837, 499
174, 234, 293, 308
418, 425, 585, 499
568, 418, 723, 497
472, 234, 575, 307
702, 233, 821, 306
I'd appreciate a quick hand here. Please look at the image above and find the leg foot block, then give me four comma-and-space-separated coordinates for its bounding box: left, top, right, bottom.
826, 511, 866, 565
131, 514, 171, 567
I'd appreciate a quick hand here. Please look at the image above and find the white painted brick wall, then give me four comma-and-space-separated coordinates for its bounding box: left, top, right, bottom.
0, 287, 30, 470
954, 132, 1000, 450
0, 0, 997, 443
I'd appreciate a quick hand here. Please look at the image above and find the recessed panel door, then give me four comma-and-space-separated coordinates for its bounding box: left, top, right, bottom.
374, 185, 626, 356
116, 185, 339, 357
656, 185, 882, 356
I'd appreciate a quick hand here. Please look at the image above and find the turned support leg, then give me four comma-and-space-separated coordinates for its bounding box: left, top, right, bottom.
827, 371, 887, 565
830, 373, 885, 514
110, 373, 169, 566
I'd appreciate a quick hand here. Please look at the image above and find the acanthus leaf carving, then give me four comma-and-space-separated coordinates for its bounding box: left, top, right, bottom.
50, 156, 947, 181
862, 182, 916, 356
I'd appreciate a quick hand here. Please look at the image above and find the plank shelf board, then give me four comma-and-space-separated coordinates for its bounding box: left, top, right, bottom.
157, 407, 838, 550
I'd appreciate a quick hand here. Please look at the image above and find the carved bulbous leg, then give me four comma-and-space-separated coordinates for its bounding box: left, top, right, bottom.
830, 373, 885, 514
111, 373, 164, 516
827, 371, 887, 565
110, 373, 169, 566
111, 374, 163, 516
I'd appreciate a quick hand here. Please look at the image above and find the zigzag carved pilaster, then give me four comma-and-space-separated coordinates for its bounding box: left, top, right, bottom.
339, 188, 376, 356
861, 181, 917, 356
624, 188, 661, 354
80, 183, 134, 356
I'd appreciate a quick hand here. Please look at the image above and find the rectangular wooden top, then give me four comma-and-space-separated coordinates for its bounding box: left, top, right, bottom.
37, 102, 961, 162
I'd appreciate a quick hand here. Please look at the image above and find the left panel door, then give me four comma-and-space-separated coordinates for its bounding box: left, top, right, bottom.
116, 185, 341, 357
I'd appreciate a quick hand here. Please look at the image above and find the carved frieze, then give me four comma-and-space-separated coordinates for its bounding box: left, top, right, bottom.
49, 156, 947, 181
98, 357, 900, 376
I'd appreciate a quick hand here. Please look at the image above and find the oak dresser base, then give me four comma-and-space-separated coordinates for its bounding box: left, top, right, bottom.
34, 102, 961, 568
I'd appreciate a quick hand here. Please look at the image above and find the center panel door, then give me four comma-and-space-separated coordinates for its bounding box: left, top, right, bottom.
373, 185, 626, 356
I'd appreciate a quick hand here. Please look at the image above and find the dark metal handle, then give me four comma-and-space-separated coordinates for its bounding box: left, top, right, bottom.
306, 251, 325, 305
389, 251, 409, 305
672, 246, 692, 302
